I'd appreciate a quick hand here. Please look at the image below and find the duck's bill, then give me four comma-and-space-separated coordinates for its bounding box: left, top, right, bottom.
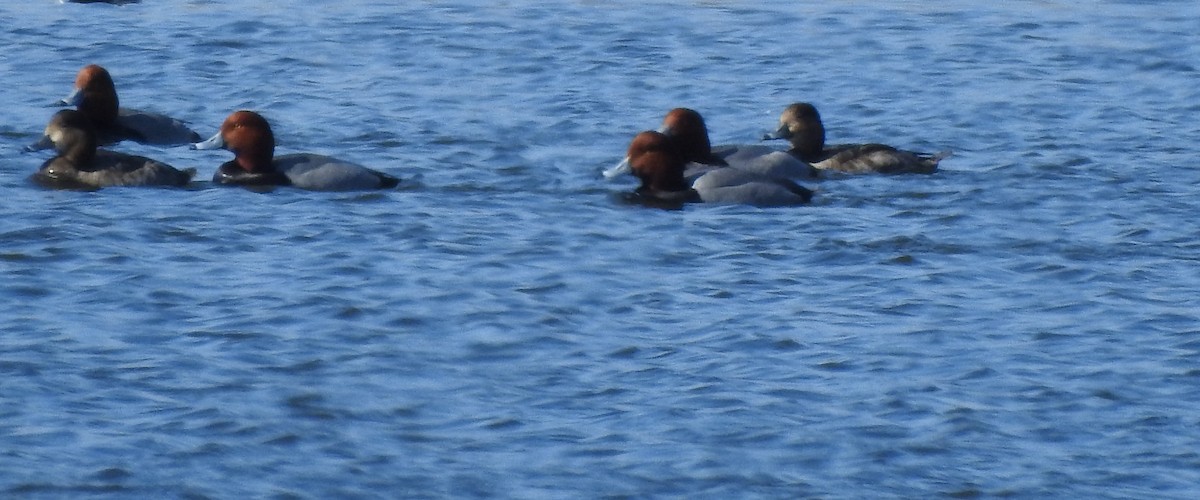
761, 125, 791, 141
190, 131, 225, 150
24, 135, 54, 152
58, 88, 83, 107
602, 156, 631, 179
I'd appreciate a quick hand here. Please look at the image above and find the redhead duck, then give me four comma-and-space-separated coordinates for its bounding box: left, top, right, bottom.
30, 65, 200, 149
763, 102, 948, 174
624, 131, 812, 208
191, 110, 400, 191
30, 109, 195, 189
605, 108, 816, 181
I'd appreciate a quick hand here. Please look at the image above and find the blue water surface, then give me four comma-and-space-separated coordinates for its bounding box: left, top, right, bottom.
2, 0, 1200, 498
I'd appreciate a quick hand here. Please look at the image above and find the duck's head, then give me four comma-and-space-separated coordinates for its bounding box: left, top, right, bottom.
193, 110, 276, 173
61, 64, 120, 127
626, 130, 690, 193
764, 102, 825, 160
40, 109, 97, 164
658, 107, 717, 164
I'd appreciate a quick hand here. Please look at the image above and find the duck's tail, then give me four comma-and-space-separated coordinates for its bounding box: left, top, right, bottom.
925, 150, 953, 166
376, 171, 402, 189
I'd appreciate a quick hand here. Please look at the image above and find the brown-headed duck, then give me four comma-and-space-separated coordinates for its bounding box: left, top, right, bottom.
605, 108, 817, 181
623, 130, 813, 208
191, 110, 400, 191
764, 102, 949, 175
27, 65, 200, 150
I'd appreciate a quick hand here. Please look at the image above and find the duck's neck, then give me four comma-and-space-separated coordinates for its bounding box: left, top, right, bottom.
57, 128, 96, 165
77, 90, 120, 129
671, 132, 715, 165
790, 124, 826, 162
233, 146, 276, 174
218, 160, 290, 187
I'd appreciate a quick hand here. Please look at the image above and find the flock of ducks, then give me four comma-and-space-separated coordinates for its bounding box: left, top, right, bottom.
25, 64, 947, 205
26, 65, 399, 192
607, 105, 949, 207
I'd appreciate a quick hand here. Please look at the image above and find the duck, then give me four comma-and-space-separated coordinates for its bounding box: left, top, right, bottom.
624, 130, 812, 208
191, 110, 400, 191
30, 109, 196, 189
27, 64, 200, 151
604, 108, 816, 181
763, 102, 948, 174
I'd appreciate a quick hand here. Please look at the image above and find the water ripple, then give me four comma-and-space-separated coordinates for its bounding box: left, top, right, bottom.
2, 0, 1200, 498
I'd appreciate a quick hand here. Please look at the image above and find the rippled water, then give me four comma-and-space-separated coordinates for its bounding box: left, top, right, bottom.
2, 1, 1200, 498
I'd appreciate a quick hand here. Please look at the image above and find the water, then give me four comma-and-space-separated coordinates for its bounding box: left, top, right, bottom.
2, 0, 1199, 498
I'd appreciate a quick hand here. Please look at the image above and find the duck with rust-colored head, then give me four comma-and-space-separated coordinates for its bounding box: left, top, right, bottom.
31, 109, 196, 189
624, 130, 812, 208
764, 102, 949, 175
28, 65, 201, 150
192, 110, 400, 191
605, 107, 816, 182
